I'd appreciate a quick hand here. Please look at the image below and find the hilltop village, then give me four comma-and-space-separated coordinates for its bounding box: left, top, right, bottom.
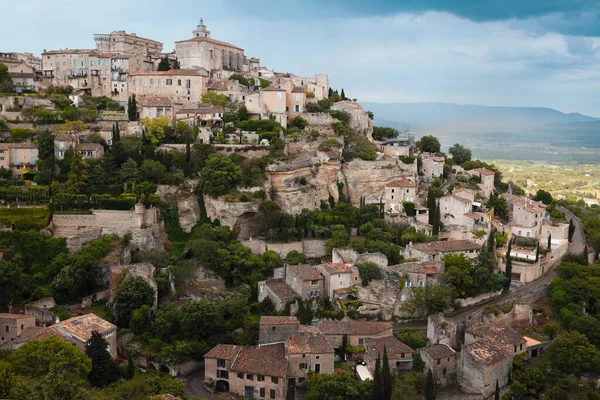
0, 21, 599, 400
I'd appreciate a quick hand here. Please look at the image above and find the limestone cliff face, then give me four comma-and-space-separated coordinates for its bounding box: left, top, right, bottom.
266, 155, 342, 215
203, 195, 260, 230
156, 180, 201, 233
341, 159, 418, 206
354, 268, 405, 320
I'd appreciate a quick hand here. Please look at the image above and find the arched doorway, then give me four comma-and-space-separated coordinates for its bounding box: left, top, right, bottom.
216, 380, 230, 392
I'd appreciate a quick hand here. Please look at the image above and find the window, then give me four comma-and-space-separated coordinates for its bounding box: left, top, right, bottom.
358, 338, 364, 345
270, 390, 276, 399
271, 377, 278, 384
217, 370, 229, 379
178, 79, 181, 86
401, 353, 404, 358
277, 92, 282, 99
271, 326, 276, 332
405, 281, 412, 288
150, 79, 154, 85
260, 388, 265, 398
237, 372, 243, 379
247, 374, 253, 380
296, 94, 300, 101
166, 79, 172, 85
105, 330, 113, 337
13, 149, 17, 155
400, 294, 406, 301
316, 355, 320, 360
4, 326, 7, 332
257, 375, 265, 382
443, 368, 447, 376
186, 79, 191, 88
217, 359, 226, 368
294, 105, 300, 112
310, 280, 318, 285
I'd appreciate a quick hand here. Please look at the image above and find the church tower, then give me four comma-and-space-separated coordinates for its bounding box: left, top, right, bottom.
192, 18, 210, 38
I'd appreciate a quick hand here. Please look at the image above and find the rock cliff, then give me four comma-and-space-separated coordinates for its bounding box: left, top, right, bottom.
203, 195, 260, 231
156, 180, 201, 233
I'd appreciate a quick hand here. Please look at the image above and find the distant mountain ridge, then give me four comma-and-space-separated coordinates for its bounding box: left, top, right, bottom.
362, 102, 599, 135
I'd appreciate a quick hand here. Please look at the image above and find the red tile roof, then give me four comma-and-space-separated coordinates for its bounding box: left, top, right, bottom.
231, 343, 287, 377
386, 179, 415, 188
364, 336, 415, 359
466, 322, 526, 347
319, 263, 352, 274
471, 168, 495, 176
137, 94, 172, 107
420, 344, 456, 360
285, 332, 334, 355
259, 316, 299, 326
464, 337, 512, 366
263, 279, 298, 304
318, 320, 392, 336
204, 344, 240, 360
288, 265, 323, 281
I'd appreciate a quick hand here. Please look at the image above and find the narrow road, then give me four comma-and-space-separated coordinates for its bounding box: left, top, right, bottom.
183, 366, 233, 400
558, 206, 586, 254
442, 174, 455, 191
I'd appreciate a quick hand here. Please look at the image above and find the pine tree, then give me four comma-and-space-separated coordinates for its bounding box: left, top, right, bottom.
157, 56, 171, 71
424, 368, 436, 400
372, 355, 384, 400
328, 87, 333, 98
504, 241, 512, 292
341, 88, 346, 100
432, 203, 441, 235
427, 187, 436, 225
86, 331, 119, 387
131, 94, 137, 121
382, 346, 392, 400
494, 380, 500, 400
173, 58, 181, 69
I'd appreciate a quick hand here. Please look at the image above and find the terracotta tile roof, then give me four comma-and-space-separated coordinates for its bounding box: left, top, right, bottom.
471, 168, 495, 176
264, 279, 298, 303
54, 133, 78, 142
514, 199, 545, 214
76, 143, 103, 151
441, 194, 472, 204
204, 344, 240, 360
0, 313, 35, 320
453, 187, 476, 195
386, 179, 415, 188
129, 69, 208, 77
412, 240, 480, 254
291, 87, 305, 93
464, 212, 486, 220
176, 104, 223, 114
259, 316, 299, 326
420, 344, 456, 360
50, 313, 116, 343
137, 94, 172, 107
365, 336, 415, 359
423, 154, 445, 162
288, 265, 323, 281
285, 332, 334, 355
231, 343, 287, 377
42, 49, 95, 55
0, 143, 38, 150
464, 337, 512, 366
390, 261, 442, 275
466, 322, 526, 347
319, 263, 352, 274
262, 86, 286, 92
318, 320, 392, 336
174, 36, 244, 51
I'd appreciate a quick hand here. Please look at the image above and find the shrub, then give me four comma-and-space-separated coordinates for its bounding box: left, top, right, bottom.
357, 262, 382, 286
318, 139, 342, 152
515, 237, 537, 248
398, 155, 415, 164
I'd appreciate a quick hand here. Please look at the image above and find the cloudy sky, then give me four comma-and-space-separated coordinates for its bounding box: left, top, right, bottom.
4, 0, 600, 116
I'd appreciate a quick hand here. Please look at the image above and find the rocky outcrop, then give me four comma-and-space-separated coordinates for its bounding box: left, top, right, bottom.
355, 267, 405, 320
203, 195, 260, 229
156, 180, 200, 233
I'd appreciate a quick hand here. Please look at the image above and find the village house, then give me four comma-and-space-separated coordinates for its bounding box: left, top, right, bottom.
208, 79, 248, 103
388, 261, 445, 303
285, 264, 324, 299
94, 30, 163, 55
129, 69, 209, 104
465, 322, 527, 356
54, 133, 79, 160
468, 168, 495, 199
175, 20, 245, 72
76, 143, 104, 159
438, 194, 473, 227
274, 73, 329, 101
258, 316, 300, 345
421, 153, 445, 182
419, 344, 457, 387
403, 240, 481, 262
364, 336, 415, 372
316, 263, 353, 299
257, 278, 299, 313
287, 87, 306, 121
0, 313, 36, 344
459, 337, 513, 396
452, 187, 476, 203
330, 100, 372, 136
286, 331, 335, 382
24, 297, 56, 326
317, 320, 393, 348
384, 178, 417, 215
136, 94, 173, 120
0, 142, 38, 179
175, 104, 224, 127
205, 343, 288, 399
510, 197, 546, 239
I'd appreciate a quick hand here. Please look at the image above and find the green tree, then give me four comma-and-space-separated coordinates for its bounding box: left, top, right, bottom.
0, 63, 13, 92
290, 116, 308, 130
411, 353, 425, 373
126, 353, 135, 379
325, 225, 350, 253
472, 245, 498, 295
36, 129, 56, 184
201, 91, 229, 107
504, 241, 512, 292
427, 187, 436, 225
417, 135, 441, 153
340, 88, 346, 100
306, 371, 372, 400
494, 380, 500, 400
487, 195, 508, 219
442, 253, 474, 297
568, 219, 575, 242
546, 331, 599, 375
547, 233, 552, 250
372, 355, 384, 400
424, 368, 436, 400
139, 159, 167, 183
142, 115, 171, 145
383, 346, 392, 400
284, 250, 308, 265
173, 58, 181, 69
449, 143, 472, 164
120, 157, 139, 184
432, 203, 441, 235
157, 56, 171, 71
200, 154, 242, 197
0, 361, 12, 398
86, 331, 119, 387
357, 262, 382, 286
8, 336, 92, 379
128, 94, 137, 121
64, 152, 89, 194
533, 189, 553, 205
114, 276, 155, 327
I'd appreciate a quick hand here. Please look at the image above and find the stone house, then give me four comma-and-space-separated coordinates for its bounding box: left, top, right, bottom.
330, 100, 372, 136
76, 143, 104, 159
364, 336, 415, 372
286, 331, 335, 382
204, 343, 288, 399
438, 194, 473, 227
208, 79, 248, 103
175, 20, 245, 72
316, 263, 353, 299
509, 197, 546, 239
129, 69, 209, 104
384, 178, 417, 215
459, 337, 513, 396
287, 87, 306, 121
175, 104, 224, 127
244, 90, 288, 128
421, 153, 445, 182
468, 168, 495, 199
0, 313, 36, 344
419, 344, 457, 387
136, 94, 173, 120
24, 297, 56, 326
389, 261, 445, 303
403, 240, 481, 262
257, 278, 299, 313
0, 142, 38, 178
465, 322, 526, 356
452, 187, 476, 203
285, 264, 324, 299
317, 320, 393, 348
258, 316, 300, 345
54, 133, 79, 160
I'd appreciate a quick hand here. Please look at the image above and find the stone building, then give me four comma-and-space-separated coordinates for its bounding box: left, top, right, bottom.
316, 263, 353, 299
419, 344, 457, 387
464, 322, 527, 356
175, 20, 245, 72
208, 79, 249, 103
136, 94, 173, 120
421, 153, 445, 182
459, 337, 513, 396
286, 330, 335, 381
317, 320, 393, 348
509, 197, 546, 239
0, 313, 36, 344
174, 104, 224, 126
287, 87, 306, 121
0, 142, 38, 178
129, 69, 209, 104
257, 278, 298, 313
94, 30, 163, 55
438, 194, 473, 227
403, 240, 481, 262
468, 168, 495, 199
384, 178, 417, 215
77, 143, 104, 159
330, 100, 372, 136
54, 133, 79, 160
285, 264, 324, 299
258, 316, 300, 345
364, 336, 415, 372
390, 261, 445, 304
24, 297, 56, 326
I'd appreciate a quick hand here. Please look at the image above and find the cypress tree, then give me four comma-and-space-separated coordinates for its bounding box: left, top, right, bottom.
504, 241, 512, 292
372, 355, 384, 400
382, 346, 392, 400
583, 244, 589, 265
86, 331, 119, 387
341, 88, 346, 100
131, 94, 137, 121
424, 368, 436, 400
432, 203, 441, 236
494, 380, 500, 400
173, 58, 181, 69
535, 242, 540, 262
568, 219, 575, 241
547, 233, 552, 250
126, 353, 135, 379
487, 229, 495, 253
427, 187, 436, 225
341, 334, 349, 361
328, 87, 333, 98
157, 56, 171, 71
127, 96, 132, 120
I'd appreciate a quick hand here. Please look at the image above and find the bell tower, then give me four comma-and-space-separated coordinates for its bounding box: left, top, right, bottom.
192, 18, 210, 38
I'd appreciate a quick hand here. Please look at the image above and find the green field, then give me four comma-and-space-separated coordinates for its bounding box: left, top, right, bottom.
0, 206, 51, 231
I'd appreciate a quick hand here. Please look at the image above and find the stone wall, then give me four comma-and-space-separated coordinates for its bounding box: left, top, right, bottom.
457, 291, 502, 308
241, 238, 327, 259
